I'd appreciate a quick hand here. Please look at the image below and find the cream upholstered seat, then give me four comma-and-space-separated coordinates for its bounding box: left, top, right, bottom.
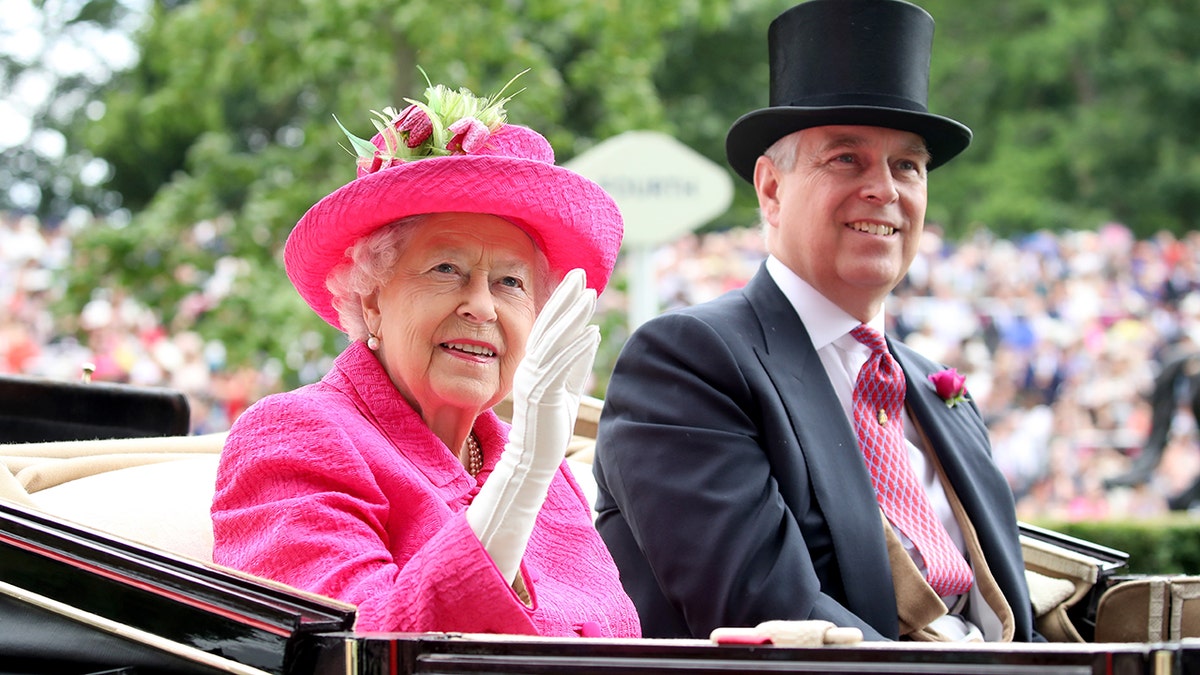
0, 433, 226, 562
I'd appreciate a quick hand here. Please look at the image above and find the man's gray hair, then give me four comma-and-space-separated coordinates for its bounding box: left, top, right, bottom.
756, 132, 803, 235
763, 132, 802, 174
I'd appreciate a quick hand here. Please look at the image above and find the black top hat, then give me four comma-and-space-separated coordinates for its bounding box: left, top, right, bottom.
725, 0, 971, 183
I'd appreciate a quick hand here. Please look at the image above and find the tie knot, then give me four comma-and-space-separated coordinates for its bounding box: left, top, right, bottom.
851, 324, 887, 355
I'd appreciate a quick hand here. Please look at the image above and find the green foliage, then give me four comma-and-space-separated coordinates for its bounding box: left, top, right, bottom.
923, 0, 1200, 235
0, 0, 143, 218
1033, 517, 1200, 575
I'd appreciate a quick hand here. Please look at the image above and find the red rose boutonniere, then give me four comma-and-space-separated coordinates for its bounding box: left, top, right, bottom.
929, 368, 969, 408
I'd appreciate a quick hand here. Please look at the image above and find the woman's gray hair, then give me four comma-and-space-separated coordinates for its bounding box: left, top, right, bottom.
326, 214, 555, 341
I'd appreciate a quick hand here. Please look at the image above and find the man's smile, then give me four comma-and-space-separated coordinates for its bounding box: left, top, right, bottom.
847, 221, 897, 236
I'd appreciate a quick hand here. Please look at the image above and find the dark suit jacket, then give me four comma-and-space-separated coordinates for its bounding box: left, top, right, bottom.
593, 266, 1034, 641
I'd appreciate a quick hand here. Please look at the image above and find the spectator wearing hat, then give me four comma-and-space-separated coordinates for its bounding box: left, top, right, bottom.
593, 0, 1034, 642
211, 74, 639, 637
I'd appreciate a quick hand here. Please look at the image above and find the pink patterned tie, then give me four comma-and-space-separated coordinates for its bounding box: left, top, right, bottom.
850, 325, 974, 597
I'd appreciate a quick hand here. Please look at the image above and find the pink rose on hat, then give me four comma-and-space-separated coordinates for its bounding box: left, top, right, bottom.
928, 368, 969, 408
335, 69, 526, 179
285, 68, 623, 330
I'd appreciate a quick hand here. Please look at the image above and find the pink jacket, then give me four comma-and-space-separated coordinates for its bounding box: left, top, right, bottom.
211, 341, 640, 637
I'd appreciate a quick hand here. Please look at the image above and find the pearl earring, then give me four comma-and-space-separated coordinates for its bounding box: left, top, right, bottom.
367, 333, 381, 351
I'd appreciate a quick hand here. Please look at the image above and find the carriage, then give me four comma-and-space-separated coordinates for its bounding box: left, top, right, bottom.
2, 373, 1196, 674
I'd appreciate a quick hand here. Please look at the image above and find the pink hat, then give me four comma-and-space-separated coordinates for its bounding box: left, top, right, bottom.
285, 74, 624, 329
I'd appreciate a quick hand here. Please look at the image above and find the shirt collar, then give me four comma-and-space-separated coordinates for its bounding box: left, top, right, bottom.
764, 255, 887, 350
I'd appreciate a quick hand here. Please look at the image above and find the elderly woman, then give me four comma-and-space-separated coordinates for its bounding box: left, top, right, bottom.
211, 74, 639, 637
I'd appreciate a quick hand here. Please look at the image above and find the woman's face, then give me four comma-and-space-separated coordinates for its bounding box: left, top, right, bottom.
362, 213, 542, 421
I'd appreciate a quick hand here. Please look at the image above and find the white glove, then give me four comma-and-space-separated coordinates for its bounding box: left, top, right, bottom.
467, 268, 599, 585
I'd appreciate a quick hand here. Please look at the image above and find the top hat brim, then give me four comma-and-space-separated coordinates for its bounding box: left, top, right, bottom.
725, 105, 972, 183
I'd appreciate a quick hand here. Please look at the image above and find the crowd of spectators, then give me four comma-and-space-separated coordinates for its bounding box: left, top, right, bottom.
4, 210, 1200, 521
0, 211, 276, 435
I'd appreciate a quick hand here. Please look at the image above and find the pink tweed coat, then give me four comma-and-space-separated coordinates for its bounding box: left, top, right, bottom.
211, 341, 639, 637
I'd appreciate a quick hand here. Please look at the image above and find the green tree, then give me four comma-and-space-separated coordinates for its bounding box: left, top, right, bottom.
63, 0, 760, 387
0, 0, 142, 219
923, 0, 1200, 236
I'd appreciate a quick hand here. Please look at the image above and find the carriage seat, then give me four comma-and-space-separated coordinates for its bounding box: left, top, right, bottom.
1, 433, 226, 562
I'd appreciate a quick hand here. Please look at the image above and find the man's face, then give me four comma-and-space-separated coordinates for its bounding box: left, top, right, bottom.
755, 125, 929, 320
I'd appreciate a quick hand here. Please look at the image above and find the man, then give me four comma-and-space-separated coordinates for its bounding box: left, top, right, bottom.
593, 0, 1036, 642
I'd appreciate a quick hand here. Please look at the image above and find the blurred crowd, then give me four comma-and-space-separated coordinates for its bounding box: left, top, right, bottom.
623, 222, 1200, 521
0, 211, 276, 435
4, 210, 1200, 521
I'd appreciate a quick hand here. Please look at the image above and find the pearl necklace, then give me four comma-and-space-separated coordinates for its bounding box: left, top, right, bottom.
465, 432, 483, 476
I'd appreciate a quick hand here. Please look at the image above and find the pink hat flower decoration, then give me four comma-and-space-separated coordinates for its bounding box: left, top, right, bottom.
928, 368, 969, 408
334, 68, 528, 178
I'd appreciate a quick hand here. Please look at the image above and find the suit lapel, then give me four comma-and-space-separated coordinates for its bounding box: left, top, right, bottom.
890, 339, 1006, 527
742, 270, 899, 636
